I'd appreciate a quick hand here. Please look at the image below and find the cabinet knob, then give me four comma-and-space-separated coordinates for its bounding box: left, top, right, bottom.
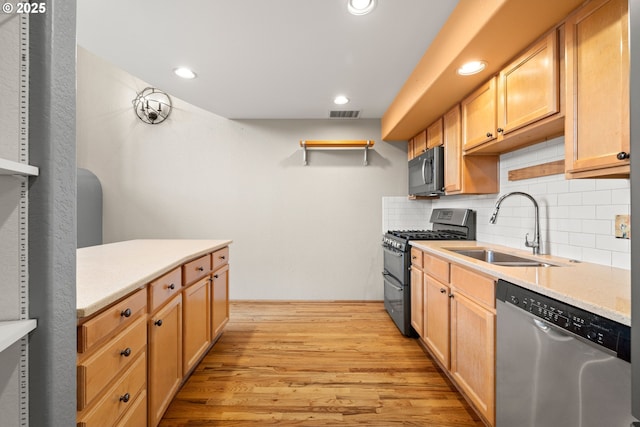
120, 308, 132, 318
197, 266, 204, 272
168, 283, 175, 290
617, 151, 630, 160
497, 128, 504, 133
119, 393, 130, 403
448, 294, 454, 299
213, 274, 219, 279
220, 255, 226, 260
440, 288, 446, 294
486, 132, 493, 138
154, 319, 163, 327
120, 347, 132, 357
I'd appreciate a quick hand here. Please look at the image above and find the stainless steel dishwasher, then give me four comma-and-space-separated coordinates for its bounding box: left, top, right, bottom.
496, 279, 634, 426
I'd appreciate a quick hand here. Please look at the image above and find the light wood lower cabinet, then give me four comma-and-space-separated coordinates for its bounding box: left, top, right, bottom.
149, 294, 183, 427
410, 266, 424, 337
212, 264, 230, 339
413, 249, 496, 426
183, 276, 211, 374
450, 291, 496, 426
77, 246, 231, 427
424, 275, 450, 369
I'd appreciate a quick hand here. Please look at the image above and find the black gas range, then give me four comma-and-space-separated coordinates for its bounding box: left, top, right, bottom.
382, 208, 476, 336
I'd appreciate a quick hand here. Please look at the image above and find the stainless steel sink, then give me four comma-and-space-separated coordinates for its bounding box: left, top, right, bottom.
447, 249, 558, 267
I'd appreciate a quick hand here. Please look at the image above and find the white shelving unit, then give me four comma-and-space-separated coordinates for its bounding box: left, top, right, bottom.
0, 320, 37, 354
0, 158, 39, 176
0, 11, 35, 427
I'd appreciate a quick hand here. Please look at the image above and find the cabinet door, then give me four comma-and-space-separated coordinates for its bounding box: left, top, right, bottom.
565, 0, 629, 178
426, 118, 443, 148
183, 276, 211, 374
149, 294, 183, 427
424, 275, 450, 369
498, 30, 559, 135
444, 105, 462, 194
407, 137, 415, 160
211, 265, 229, 340
450, 291, 496, 426
462, 77, 497, 150
413, 129, 427, 156
409, 266, 424, 337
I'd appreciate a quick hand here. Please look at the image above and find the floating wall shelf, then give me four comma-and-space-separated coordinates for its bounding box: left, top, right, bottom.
0, 157, 39, 176
299, 140, 375, 166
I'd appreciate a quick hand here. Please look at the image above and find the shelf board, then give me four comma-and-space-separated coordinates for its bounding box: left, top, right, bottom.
0, 319, 37, 353
0, 158, 39, 176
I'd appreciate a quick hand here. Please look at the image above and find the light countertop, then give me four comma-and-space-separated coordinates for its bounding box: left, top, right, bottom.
77, 239, 232, 318
410, 240, 631, 326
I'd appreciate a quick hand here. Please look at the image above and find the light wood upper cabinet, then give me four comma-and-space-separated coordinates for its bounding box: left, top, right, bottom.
410, 129, 427, 160
463, 26, 564, 156
444, 104, 498, 195
565, 0, 629, 178
462, 77, 498, 150
426, 118, 443, 148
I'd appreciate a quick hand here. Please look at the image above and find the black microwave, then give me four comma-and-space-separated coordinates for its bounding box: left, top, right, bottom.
408, 146, 444, 196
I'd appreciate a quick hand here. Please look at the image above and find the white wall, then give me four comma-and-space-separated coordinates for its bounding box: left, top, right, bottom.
383, 138, 631, 269
76, 47, 408, 300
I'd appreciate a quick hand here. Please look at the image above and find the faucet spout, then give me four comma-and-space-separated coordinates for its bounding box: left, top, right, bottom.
489, 191, 541, 255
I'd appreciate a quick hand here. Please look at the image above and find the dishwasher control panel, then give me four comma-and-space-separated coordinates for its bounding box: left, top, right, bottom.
496, 279, 630, 362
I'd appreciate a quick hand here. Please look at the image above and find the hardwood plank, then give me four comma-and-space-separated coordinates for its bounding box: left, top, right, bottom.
160, 301, 485, 426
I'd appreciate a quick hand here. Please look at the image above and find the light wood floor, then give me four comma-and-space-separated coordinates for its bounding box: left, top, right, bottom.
160, 301, 484, 426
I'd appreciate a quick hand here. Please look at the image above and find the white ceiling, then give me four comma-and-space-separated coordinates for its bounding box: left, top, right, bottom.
76, 0, 458, 120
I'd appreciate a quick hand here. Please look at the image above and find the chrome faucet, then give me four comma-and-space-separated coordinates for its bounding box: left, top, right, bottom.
489, 191, 540, 255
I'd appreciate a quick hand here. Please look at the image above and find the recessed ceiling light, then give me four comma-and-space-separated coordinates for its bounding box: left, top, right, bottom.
457, 61, 487, 76
334, 95, 350, 105
348, 0, 376, 16
173, 67, 197, 79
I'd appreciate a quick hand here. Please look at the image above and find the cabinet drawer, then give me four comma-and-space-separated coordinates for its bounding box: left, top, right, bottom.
212, 246, 229, 271
149, 267, 182, 312
77, 316, 147, 411
183, 254, 212, 285
78, 288, 147, 353
410, 248, 423, 268
114, 389, 147, 427
77, 352, 146, 427
424, 254, 449, 283
450, 264, 496, 308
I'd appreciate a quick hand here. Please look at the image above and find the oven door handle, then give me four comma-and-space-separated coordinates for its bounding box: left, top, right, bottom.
383, 275, 404, 292
382, 246, 403, 257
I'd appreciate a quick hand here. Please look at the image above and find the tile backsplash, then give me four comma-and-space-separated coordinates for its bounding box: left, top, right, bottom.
382, 136, 631, 270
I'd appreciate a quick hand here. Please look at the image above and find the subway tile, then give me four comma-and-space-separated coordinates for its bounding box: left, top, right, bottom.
569, 179, 596, 192
569, 232, 596, 248
596, 204, 630, 219
568, 205, 596, 219
595, 234, 630, 252
612, 252, 631, 270
582, 190, 612, 206
558, 192, 582, 206
582, 248, 612, 266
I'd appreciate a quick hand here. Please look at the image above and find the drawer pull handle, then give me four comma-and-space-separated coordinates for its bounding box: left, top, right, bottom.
119, 393, 130, 403
120, 308, 132, 318
617, 151, 630, 160
120, 347, 132, 357
220, 255, 226, 260
197, 266, 204, 272
486, 132, 493, 138
213, 274, 219, 279
168, 283, 176, 290
440, 288, 446, 294
497, 127, 504, 134
154, 319, 163, 327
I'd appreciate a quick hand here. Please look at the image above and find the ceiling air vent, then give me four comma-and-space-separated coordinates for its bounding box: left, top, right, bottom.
329, 110, 361, 119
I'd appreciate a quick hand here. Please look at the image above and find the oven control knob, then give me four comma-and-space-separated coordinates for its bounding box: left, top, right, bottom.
510, 296, 520, 305
587, 331, 597, 340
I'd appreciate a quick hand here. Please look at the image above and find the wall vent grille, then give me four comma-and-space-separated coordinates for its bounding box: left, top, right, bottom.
329, 110, 361, 119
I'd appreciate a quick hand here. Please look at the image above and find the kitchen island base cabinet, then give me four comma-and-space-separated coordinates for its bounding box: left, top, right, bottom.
149, 294, 183, 427
212, 264, 230, 340
183, 276, 211, 375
